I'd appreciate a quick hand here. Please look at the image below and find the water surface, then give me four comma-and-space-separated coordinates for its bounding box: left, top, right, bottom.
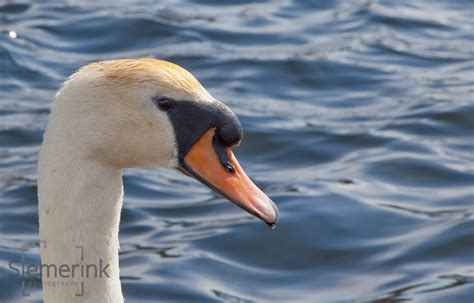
0, 0, 473, 302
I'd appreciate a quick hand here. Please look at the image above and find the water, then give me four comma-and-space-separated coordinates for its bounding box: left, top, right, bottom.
1, 0, 473, 302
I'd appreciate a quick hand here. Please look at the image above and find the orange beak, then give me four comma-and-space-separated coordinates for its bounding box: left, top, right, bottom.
180, 128, 278, 227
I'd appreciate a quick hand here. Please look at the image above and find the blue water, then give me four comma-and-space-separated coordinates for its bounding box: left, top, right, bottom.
1, 1, 473, 302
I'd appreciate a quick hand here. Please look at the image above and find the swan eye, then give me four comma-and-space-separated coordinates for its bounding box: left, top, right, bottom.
154, 97, 176, 111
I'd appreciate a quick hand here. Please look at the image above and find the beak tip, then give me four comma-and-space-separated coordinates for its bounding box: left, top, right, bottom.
263, 202, 279, 229
267, 222, 277, 229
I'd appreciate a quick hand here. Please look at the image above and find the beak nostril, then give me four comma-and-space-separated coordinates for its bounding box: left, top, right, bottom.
224, 161, 236, 173
212, 133, 238, 173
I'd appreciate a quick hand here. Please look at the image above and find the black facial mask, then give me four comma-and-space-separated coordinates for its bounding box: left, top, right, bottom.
154, 97, 243, 171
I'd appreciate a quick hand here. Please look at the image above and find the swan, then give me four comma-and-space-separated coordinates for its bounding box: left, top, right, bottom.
38, 58, 278, 302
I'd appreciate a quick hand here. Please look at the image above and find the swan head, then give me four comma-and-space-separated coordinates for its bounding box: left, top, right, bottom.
51, 58, 278, 226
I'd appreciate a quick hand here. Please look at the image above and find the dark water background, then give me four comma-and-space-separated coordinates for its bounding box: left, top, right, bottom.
1, 0, 473, 302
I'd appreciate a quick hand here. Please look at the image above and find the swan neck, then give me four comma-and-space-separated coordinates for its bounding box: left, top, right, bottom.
38, 146, 124, 302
